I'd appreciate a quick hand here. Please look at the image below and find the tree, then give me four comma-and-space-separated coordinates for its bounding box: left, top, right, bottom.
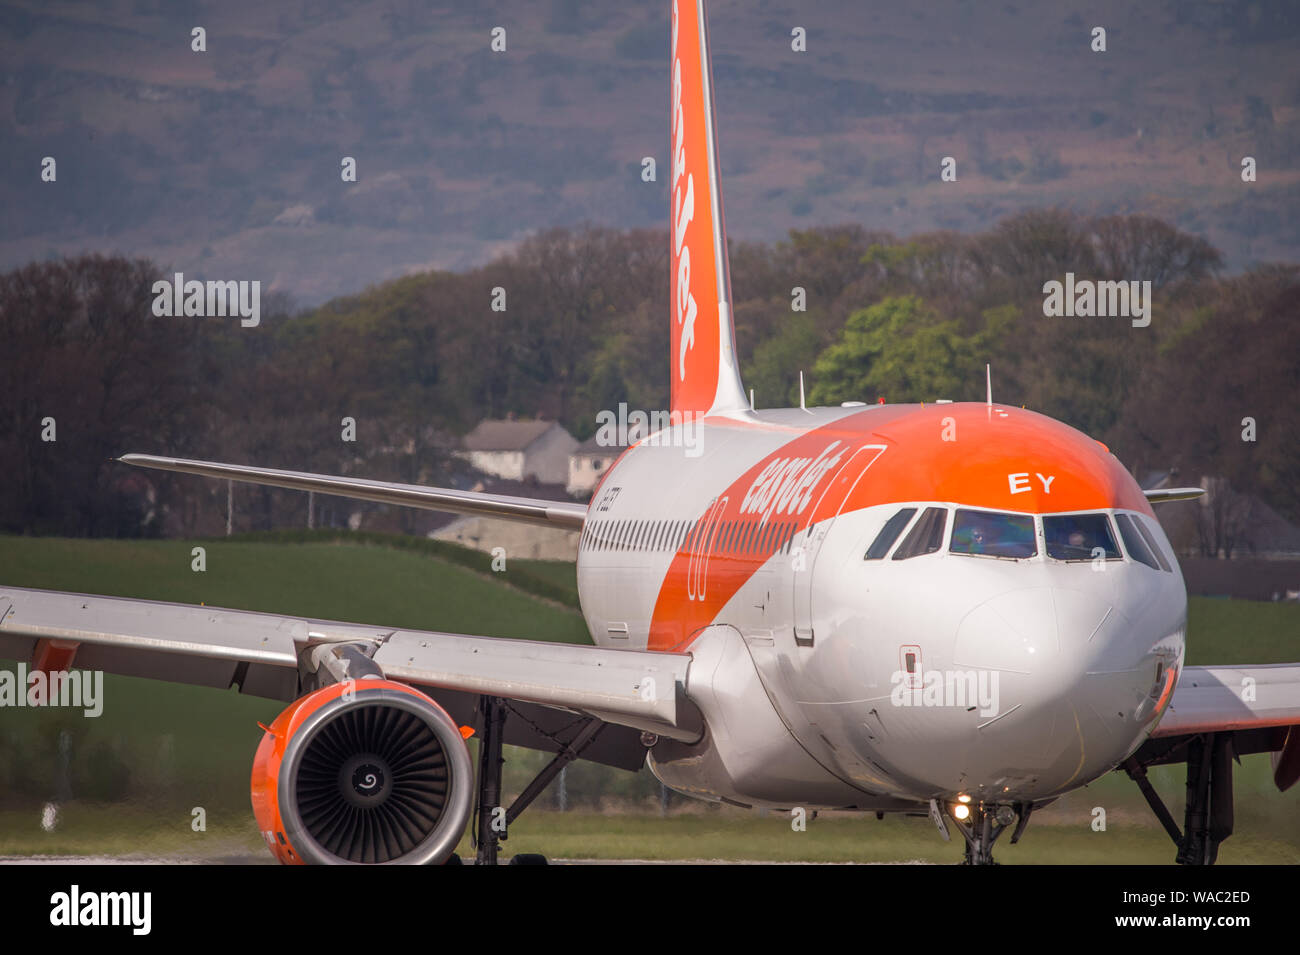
743, 312, 822, 409
0, 255, 207, 535
1090, 214, 1222, 288
1111, 265, 1300, 527
808, 296, 1008, 405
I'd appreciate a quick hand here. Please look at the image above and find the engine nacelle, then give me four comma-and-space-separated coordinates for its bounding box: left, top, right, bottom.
251, 679, 472, 864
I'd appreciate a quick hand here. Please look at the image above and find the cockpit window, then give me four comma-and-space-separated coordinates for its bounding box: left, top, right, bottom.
865, 508, 917, 560
949, 509, 1036, 559
1115, 514, 1158, 569
1116, 513, 1172, 571
892, 507, 947, 560
1135, 515, 1173, 572
1043, 513, 1120, 561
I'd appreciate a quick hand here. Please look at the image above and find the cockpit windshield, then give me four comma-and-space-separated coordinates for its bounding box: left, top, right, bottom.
949, 509, 1036, 559
1043, 513, 1120, 561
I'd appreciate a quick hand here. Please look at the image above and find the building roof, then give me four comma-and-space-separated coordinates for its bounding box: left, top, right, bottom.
462, 419, 561, 452
572, 419, 651, 457
1242, 496, 1300, 556
573, 433, 631, 456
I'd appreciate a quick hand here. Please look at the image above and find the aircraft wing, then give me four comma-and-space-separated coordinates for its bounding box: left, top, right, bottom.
1138, 663, 1300, 792
1150, 664, 1300, 737
119, 454, 587, 530
0, 585, 698, 768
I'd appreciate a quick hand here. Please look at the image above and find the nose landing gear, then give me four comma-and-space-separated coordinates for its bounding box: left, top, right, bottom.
947, 801, 1031, 865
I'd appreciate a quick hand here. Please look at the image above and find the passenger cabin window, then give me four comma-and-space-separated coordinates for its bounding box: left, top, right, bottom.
1043, 513, 1120, 561
865, 508, 917, 560
892, 507, 947, 560
950, 509, 1037, 559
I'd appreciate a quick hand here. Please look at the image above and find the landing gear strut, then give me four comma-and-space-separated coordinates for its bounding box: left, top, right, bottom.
946, 802, 1030, 865
473, 696, 508, 865
1124, 732, 1234, 865
470, 695, 604, 865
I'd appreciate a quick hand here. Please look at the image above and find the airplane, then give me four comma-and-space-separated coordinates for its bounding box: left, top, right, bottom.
3, 0, 1298, 866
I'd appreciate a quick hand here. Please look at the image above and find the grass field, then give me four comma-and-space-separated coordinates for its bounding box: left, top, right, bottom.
1, 533, 1297, 863
0, 534, 587, 642
3, 803, 1297, 865
1183, 596, 1300, 667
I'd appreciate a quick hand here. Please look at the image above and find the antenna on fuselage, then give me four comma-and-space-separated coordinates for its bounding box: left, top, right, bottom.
986, 363, 992, 407
799, 371, 807, 412
749, 388, 755, 411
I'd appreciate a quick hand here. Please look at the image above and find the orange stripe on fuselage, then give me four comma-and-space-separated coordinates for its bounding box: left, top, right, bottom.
645, 403, 1149, 651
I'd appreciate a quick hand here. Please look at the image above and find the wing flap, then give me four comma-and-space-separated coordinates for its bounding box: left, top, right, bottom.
119, 454, 587, 529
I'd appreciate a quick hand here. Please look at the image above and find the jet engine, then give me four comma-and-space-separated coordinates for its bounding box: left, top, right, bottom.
250, 679, 473, 864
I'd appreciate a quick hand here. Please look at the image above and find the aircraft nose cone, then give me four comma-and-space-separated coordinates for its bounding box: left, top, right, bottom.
952, 586, 1062, 680
953, 586, 1122, 697
948, 586, 1141, 793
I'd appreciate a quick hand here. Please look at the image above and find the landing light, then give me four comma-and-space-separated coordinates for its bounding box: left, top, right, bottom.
952, 804, 971, 821
957, 794, 971, 803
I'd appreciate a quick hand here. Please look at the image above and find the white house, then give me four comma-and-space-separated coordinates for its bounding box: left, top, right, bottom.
566, 421, 651, 498
567, 435, 620, 497
457, 418, 578, 485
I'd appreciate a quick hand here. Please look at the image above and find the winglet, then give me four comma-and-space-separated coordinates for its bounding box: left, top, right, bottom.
1143, 488, 1206, 504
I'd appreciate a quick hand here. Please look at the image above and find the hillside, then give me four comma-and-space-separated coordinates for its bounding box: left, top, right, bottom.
2, 0, 1298, 303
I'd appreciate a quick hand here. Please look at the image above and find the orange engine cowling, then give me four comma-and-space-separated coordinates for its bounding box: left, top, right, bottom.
251, 679, 473, 864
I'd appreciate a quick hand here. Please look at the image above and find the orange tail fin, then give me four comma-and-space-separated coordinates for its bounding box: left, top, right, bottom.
670, 0, 747, 418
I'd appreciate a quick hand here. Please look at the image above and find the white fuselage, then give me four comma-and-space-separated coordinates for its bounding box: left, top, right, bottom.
576, 404, 1187, 810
